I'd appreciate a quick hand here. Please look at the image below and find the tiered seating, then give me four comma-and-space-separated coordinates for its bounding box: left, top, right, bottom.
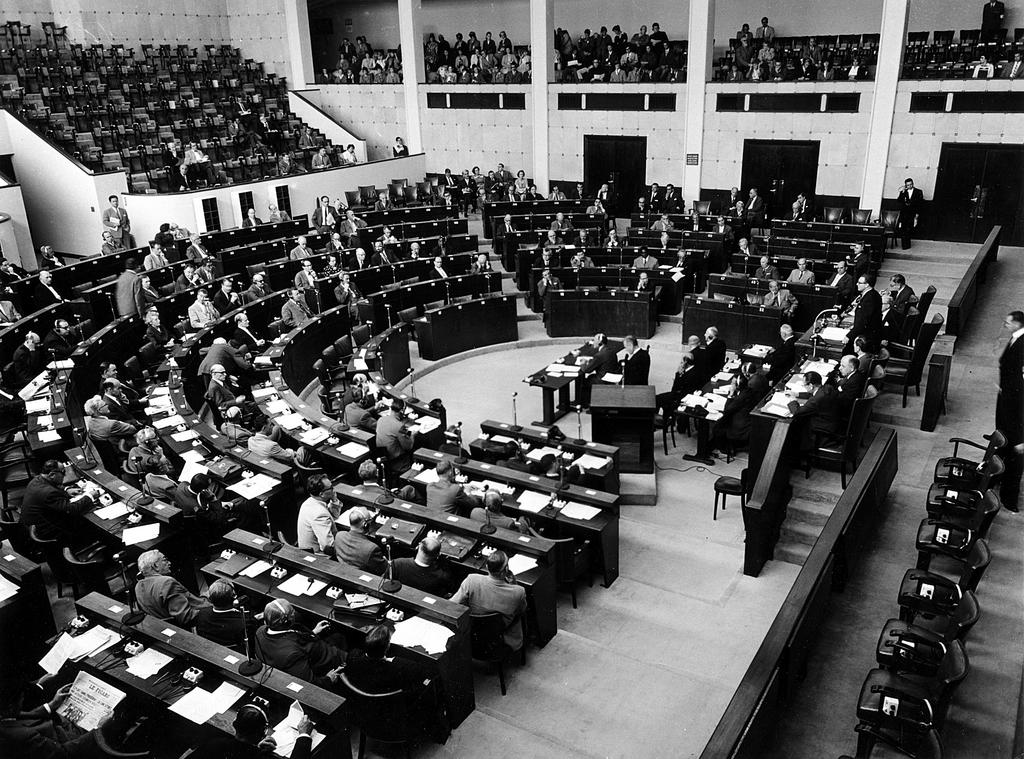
553, 25, 688, 83
717, 32, 879, 81
843, 431, 1004, 759
0, 35, 346, 190
903, 27, 1024, 78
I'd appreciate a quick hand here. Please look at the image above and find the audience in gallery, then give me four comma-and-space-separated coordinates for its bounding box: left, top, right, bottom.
424, 30, 531, 83
320, 35, 403, 84
555, 23, 686, 83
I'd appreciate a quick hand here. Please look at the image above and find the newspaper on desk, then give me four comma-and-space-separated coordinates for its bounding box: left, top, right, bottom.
57, 671, 126, 731
228, 473, 279, 499
271, 701, 327, 757
761, 391, 795, 417
152, 413, 186, 429
390, 615, 455, 655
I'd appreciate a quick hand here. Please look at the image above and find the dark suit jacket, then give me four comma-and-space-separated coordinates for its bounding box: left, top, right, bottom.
254, 627, 345, 689
851, 289, 883, 342
344, 650, 432, 694
426, 480, 478, 514
19, 475, 94, 541
12, 344, 46, 385
835, 370, 866, 414
212, 290, 241, 315
232, 327, 261, 353
622, 349, 651, 385
705, 338, 727, 376
0, 714, 103, 759
897, 187, 924, 221
832, 273, 855, 307
719, 387, 760, 442
392, 558, 454, 597
587, 345, 619, 379
194, 606, 254, 648
33, 284, 62, 310
791, 384, 843, 438
767, 337, 798, 384
997, 336, 1024, 443
334, 530, 386, 574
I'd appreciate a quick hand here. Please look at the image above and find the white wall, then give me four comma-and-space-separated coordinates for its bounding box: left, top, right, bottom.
227, 0, 293, 80
316, 85, 407, 161
703, 82, 874, 198
288, 89, 368, 160
0, 111, 129, 257
886, 80, 1024, 199
0, 183, 34, 270
420, 86, 533, 175
123, 153, 426, 243
50, 0, 232, 46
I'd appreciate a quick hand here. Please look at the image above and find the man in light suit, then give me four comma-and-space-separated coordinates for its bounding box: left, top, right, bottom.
762, 279, 798, 320
187, 289, 219, 329
650, 213, 674, 232
786, 258, 816, 286
281, 288, 312, 329
290, 236, 313, 260
632, 248, 658, 269
339, 210, 366, 246
550, 212, 573, 233
114, 259, 144, 317
335, 507, 386, 573
143, 242, 168, 271
296, 474, 341, 554
828, 260, 856, 308
426, 459, 480, 514
185, 234, 210, 263
102, 194, 131, 248
1003, 51, 1023, 79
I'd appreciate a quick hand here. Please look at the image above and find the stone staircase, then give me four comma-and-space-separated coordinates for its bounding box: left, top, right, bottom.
875, 240, 980, 314
773, 485, 839, 566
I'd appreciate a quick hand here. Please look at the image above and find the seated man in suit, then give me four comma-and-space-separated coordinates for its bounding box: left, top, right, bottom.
333, 271, 362, 322
220, 406, 254, 445
205, 364, 247, 418
709, 373, 761, 454
375, 399, 415, 476
550, 212, 574, 233
193, 580, 257, 649
834, 354, 866, 415
296, 474, 341, 555
248, 422, 296, 463
425, 256, 450, 279
335, 507, 387, 573
786, 257, 815, 286
766, 324, 797, 384
650, 213, 674, 232
32, 270, 65, 310
343, 387, 379, 432
788, 371, 842, 451
241, 273, 269, 304
470, 490, 530, 534
655, 334, 707, 425
212, 279, 242, 315
392, 537, 456, 596
281, 288, 312, 329
84, 395, 137, 445
426, 459, 481, 514
761, 279, 798, 321
232, 312, 265, 353
884, 273, 918, 341
632, 247, 658, 269
754, 255, 780, 281
826, 259, 856, 309
18, 459, 97, 542
469, 252, 493, 275
42, 319, 75, 360
187, 289, 220, 330
254, 599, 346, 690
135, 549, 211, 626
451, 550, 528, 650
621, 335, 651, 385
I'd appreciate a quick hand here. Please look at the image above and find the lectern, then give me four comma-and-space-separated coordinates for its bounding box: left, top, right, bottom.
589, 385, 656, 473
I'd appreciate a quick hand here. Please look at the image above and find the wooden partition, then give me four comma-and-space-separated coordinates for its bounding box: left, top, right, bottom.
701, 428, 899, 759
946, 225, 1001, 338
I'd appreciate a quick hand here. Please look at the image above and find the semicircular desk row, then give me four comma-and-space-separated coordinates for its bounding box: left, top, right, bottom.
16, 250, 624, 735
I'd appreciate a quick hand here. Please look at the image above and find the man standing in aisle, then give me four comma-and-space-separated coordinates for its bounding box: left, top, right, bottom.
997, 311, 1024, 512
102, 195, 131, 249
896, 178, 924, 250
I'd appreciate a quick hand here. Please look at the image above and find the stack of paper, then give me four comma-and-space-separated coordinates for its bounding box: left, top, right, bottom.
490, 434, 515, 445
228, 473, 279, 499
545, 363, 579, 376
168, 681, 246, 724
252, 386, 278, 399
680, 393, 706, 408
714, 371, 734, 382
171, 429, 199, 442
25, 397, 51, 414
271, 702, 327, 757
410, 416, 441, 434
574, 454, 610, 470
507, 554, 538, 575
391, 615, 455, 655
803, 359, 838, 377
337, 441, 369, 458
525, 445, 561, 462
560, 502, 601, 520
516, 490, 550, 513
38, 429, 62, 443
93, 502, 131, 520
125, 648, 173, 679
275, 412, 305, 430
414, 467, 440, 484
819, 327, 849, 343
123, 523, 160, 546
705, 395, 727, 412
39, 628, 120, 675
746, 344, 773, 358
239, 559, 273, 578
153, 414, 186, 429
299, 427, 329, 446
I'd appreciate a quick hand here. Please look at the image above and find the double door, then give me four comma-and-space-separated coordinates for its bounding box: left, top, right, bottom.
932, 143, 1024, 245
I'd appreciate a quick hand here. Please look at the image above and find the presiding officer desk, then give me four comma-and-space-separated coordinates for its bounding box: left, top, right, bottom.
401, 448, 620, 587
469, 419, 620, 495
546, 288, 658, 339
682, 295, 786, 347
529, 265, 680, 315
203, 528, 475, 726
332, 482, 560, 647
414, 295, 519, 360
706, 274, 840, 333
71, 591, 351, 758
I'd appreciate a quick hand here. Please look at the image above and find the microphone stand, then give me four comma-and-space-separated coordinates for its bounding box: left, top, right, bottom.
260, 499, 282, 552
510, 392, 521, 432
444, 279, 451, 305
376, 459, 394, 504
380, 538, 401, 593
573, 404, 585, 445
385, 303, 393, 329
116, 552, 146, 626
479, 484, 496, 535
407, 367, 417, 403
237, 604, 262, 676
556, 445, 569, 491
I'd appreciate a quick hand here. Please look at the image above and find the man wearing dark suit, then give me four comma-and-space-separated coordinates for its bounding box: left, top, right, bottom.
375, 400, 415, 475
392, 536, 455, 597
18, 459, 96, 541
828, 260, 856, 309
212, 280, 241, 315
621, 335, 651, 385
369, 241, 394, 267
335, 507, 387, 573
997, 311, 1024, 511
754, 256, 780, 281
788, 371, 842, 450
535, 268, 562, 317
42, 319, 75, 360
896, 178, 924, 250
661, 184, 681, 213
32, 270, 64, 311
647, 183, 662, 213
348, 247, 370, 270
847, 242, 870, 281
885, 274, 917, 340
982, 0, 1006, 39
494, 213, 518, 271
193, 580, 256, 648
240, 274, 268, 304
704, 326, 727, 375
767, 324, 797, 384
426, 459, 480, 514
834, 354, 866, 416
425, 256, 449, 280
312, 198, 339, 235
848, 275, 883, 350
333, 272, 362, 319
11, 331, 46, 387
254, 599, 345, 690
582, 333, 619, 398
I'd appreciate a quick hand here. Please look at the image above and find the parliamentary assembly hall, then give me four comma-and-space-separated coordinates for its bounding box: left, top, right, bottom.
0, 0, 1021, 756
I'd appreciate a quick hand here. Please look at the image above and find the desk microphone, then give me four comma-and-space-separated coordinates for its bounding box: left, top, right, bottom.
115, 552, 145, 626
406, 367, 418, 403
510, 392, 521, 432
236, 603, 262, 676
479, 483, 496, 535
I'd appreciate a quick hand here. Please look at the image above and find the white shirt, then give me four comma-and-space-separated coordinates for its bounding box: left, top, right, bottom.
1011, 326, 1024, 346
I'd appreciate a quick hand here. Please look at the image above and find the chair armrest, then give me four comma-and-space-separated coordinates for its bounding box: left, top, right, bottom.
887, 341, 913, 360
949, 436, 987, 458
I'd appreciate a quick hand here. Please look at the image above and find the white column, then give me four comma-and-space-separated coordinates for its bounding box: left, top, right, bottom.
860, 0, 910, 212
398, 0, 425, 153
283, 0, 315, 86
530, 0, 554, 194
683, 0, 715, 206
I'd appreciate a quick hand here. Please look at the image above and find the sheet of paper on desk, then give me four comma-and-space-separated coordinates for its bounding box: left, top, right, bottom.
277, 573, 323, 597
337, 441, 369, 458
760, 403, 793, 417
705, 395, 727, 412
37, 414, 53, 426
714, 371, 733, 382
507, 554, 538, 575
299, 427, 329, 446
252, 385, 278, 399
125, 648, 173, 679
516, 490, 550, 513
414, 467, 440, 484
546, 363, 579, 375
0, 575, 19, 603
706, 410, 723, 421
228, 473, 279, 499
601, 372, 623, 384
266, 398, 291, 415
180, 449, 205, 464
38, 429, 62, 442
57, 671, 126, 731
253, 356, 274, 367
574, 453, 610, 470
169, 687, 222, 724
747, 344, 773, 357
171, 429, 199, 442
178, 460, 209, 483
820, 327, 849, 343
272, 702, 327, 757
153, 414, 186, 429
70, 626, 119, 660
803, 359, 837, 377
411, 416, 441, 434
93, 501, 131, 520
209, 682, 245, 712
39, 633, 78, 675
671, 271, 685, 282
560, 501, 601, 520
352, 357, 369, 370
152, 386, 170, 396
391, 616, 454, 655
239, 559, 273, 578
275, 412, 305, 430
148, 394, 173, 409
123, 522, 160, 545
490, 434, 515, 445
526, 445, 561, 462
47, 359, 74, 371
680, 393, 706, 408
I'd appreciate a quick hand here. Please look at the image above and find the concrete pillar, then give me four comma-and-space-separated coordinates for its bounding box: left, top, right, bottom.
529, 0, 554, 194
683, 0, 715, 206
860, 0, 910, 212
398, 0, 425, 153
283, 0, 315, 87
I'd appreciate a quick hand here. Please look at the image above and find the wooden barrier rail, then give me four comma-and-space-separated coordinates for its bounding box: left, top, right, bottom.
946, 225, 1001, 337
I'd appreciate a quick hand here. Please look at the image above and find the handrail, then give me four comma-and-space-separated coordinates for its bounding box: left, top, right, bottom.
701, 427, 899, 759
289, 88, 364, 142
742, 421, 793, 576
946, 225, 1001, 337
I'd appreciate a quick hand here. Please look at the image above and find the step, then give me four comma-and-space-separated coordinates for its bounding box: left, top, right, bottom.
784, 496, 835, 527
774, 539, 812, 566
779, 518, 821, 546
